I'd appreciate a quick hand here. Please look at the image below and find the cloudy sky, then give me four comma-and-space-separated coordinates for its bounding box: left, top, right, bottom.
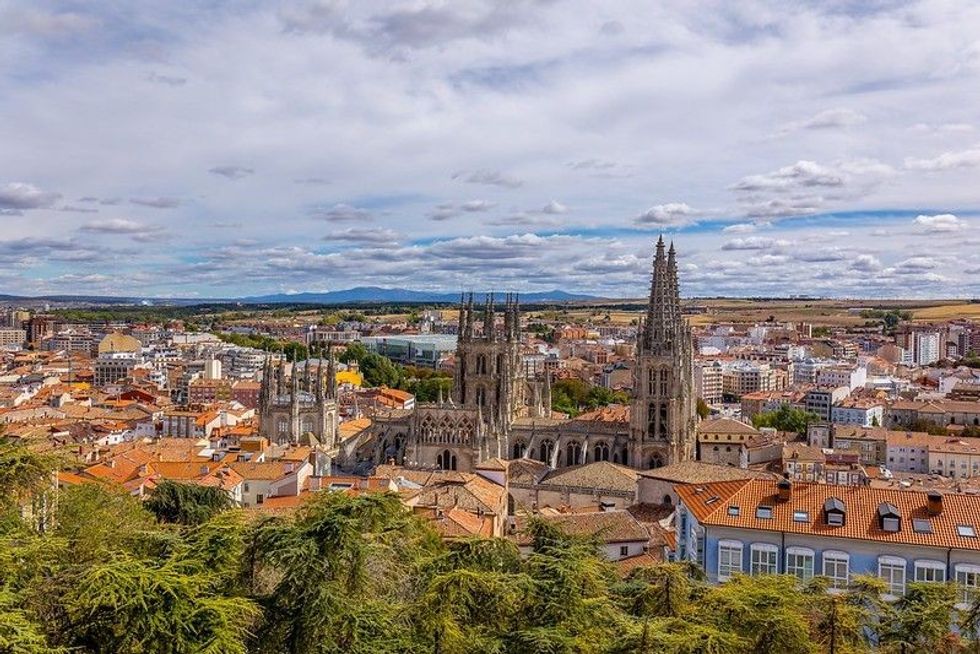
2, 0, 980, 299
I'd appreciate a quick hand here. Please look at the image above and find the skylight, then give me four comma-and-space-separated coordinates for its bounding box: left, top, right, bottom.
756, 506, 773, 519
793, 510, 809, 523
705, 496, 720, 505
727, 505, 740, 516
958, 524, 977, 538
912, 519, 933, 534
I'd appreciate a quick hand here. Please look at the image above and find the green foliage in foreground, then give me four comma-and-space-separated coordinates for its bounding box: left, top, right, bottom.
2, 439, 980, 653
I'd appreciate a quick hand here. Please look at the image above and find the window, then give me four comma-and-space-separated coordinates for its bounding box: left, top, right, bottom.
958, 524, 977, 538
955, 565, 980, 606
750, 543, 778, 575
718, 540, 743, 580
756, 505, 773, 519
256, 494, 264, 505
879, 556, 907, 597
727, 505, 740, 516
823, 551, 850, 590
620, 546, 629, 557
914, 560, 946, 583
827, 513, 844, 526
786, 547, 815, 582
793, 510, 809, 523
912, 518, 933, 534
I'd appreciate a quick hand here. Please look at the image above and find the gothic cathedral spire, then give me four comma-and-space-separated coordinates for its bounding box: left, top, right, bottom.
630, 237, 696, 469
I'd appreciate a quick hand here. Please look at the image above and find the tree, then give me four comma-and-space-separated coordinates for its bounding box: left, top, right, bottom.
144, 480, 233, 526
339, 342, 369, 364
882, 582, 958, 654
752, 404, 819, 435
359, 353, 404, 388
803, 577, 871, 654
246, 492, 439, 654
697, 397, 711, 420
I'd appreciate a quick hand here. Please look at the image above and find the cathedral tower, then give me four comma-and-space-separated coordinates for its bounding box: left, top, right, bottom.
453, 292, 525, 429
629, 237, 697, 468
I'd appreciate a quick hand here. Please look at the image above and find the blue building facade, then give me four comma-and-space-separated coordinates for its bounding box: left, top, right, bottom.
676, 478, 980, 605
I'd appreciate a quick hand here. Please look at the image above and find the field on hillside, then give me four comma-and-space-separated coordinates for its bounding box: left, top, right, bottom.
530, 298, 980, 328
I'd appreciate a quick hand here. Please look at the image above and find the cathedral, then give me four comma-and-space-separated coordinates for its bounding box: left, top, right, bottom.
258, 354, 339, 447
339, 236, 697, 473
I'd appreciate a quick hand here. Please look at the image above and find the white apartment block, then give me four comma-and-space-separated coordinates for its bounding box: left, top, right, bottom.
831, 401, 884, 427
816, 365, 867, 391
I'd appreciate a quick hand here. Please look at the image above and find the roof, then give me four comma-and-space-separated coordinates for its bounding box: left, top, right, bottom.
229, 461, 292, 481
538, 461, 638, 494
511, 510, 651, 546
698, 417, 760, 435
677, 478, 980, 551
98, 332, 141, 354
615, 551, 664, 576
637, 460, 776, 483
572, 404, 630, 423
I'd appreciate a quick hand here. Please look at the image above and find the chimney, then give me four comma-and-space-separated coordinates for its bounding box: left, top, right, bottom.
777, 479, 792, 502
927, 491, 943, 515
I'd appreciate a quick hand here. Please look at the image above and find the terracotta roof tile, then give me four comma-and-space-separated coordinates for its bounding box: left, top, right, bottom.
677, 478, 980, 550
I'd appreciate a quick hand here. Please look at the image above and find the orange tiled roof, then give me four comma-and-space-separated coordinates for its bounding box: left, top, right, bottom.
677, 479, 980, 551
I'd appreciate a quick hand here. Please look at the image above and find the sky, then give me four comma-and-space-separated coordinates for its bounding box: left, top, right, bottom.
1, 0, 980, 300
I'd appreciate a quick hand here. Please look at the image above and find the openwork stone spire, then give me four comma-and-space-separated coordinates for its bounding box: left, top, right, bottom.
642, 235, 682, 355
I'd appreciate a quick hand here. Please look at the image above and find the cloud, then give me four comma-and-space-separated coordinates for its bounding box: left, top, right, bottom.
429, 199, 497, 221
327, 227, 401, 246
452, 169, 523, 188
209, 165, 255, 180
146, 72, 187, 86
850, 254, 882, 272
722, 223, 759, 233
279, 0, 534, 51
731, 161, 845, 192
130, 196, 181, 209
777, 108, 867, 135
309, 203, 373, 222
0, 182, 61, 211
294, 177, 330, 185
721, 237, 790, 251
540, 200, 568, 215
905, 147, 980, 171
914, 213, 966, 232
78, 219, 167, 242
0, 8, 97, 37
635, 202, 697, 227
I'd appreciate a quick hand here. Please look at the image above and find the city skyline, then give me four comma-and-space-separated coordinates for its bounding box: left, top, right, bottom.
2, 1, 980, 298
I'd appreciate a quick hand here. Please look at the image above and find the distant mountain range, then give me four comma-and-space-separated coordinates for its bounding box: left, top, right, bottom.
0, 287, 604, 306
244, 287, 604, 304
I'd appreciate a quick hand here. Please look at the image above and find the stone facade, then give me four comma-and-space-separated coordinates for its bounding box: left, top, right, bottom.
258, 355, 339, 447
345, 238, 697, 474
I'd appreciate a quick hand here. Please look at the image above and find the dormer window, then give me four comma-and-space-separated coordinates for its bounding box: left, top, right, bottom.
824, 497, 846, 527
877, 502, 901, 532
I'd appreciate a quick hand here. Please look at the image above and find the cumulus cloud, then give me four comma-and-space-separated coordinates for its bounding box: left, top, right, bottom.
732, 161, 845, 192
540, 200, 568, 214
309, 203, 373, 222
79, 219, 167, 241
0, 182, 61, 211
777, 108, 867, 135
905, 147, 980, 171
452, 169, 523, 188
914, 213, 966, 232
850, 254, 882, 272
721, 237, 790, 251
209, 165, 255, 179
327, 227, 401, 246
635, 203, 697, 227
130, 196, 181, 209
429, 199, 496, 221
722, 223, 759, 233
